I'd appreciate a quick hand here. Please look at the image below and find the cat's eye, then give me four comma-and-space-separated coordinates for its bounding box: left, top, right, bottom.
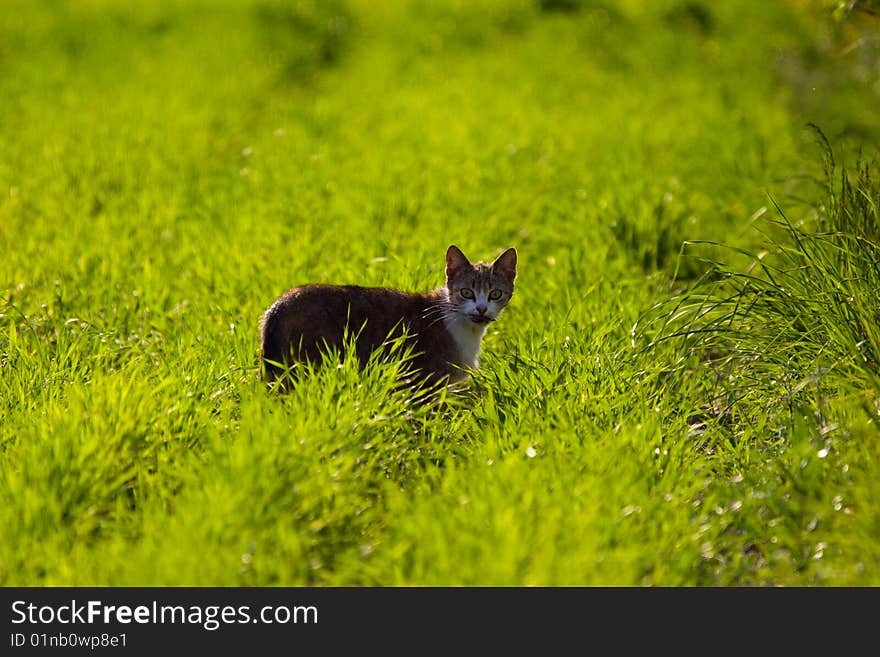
460, 288, 475, 299
488, 289, 503, 301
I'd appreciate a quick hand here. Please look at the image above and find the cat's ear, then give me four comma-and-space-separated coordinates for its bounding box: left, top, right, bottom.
492, 247, 517, 282
446, 245, 471, 278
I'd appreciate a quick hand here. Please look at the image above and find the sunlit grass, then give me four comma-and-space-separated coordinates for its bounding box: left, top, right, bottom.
1, 0, 878, 585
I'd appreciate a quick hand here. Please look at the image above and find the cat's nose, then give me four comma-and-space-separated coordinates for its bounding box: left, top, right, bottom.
476, 304, 488, 314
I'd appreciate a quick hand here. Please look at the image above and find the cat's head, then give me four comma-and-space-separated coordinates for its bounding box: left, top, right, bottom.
444, 245, 517, 325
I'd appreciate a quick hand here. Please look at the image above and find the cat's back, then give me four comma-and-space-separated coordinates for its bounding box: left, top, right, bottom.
264, 283, 431, 326
260, 283, 441, 381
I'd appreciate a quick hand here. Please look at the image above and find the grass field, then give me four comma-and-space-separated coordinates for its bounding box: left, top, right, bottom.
2, 0, 879, 585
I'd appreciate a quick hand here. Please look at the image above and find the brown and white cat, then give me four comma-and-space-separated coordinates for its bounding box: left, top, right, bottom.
260, 245, 517, 389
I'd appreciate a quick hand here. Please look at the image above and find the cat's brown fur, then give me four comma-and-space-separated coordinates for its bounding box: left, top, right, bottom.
260, 245, 516, 389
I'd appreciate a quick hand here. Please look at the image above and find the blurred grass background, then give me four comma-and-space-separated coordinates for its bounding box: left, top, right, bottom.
1, 0, 878, 585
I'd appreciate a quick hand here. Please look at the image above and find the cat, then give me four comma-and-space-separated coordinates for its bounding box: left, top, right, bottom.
259, 245, 517, 389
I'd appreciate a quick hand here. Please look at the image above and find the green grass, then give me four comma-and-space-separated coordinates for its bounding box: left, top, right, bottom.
1, 0, 879, 585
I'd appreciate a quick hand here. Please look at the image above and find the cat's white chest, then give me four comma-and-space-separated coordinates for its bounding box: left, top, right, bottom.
445, 316, 487, 371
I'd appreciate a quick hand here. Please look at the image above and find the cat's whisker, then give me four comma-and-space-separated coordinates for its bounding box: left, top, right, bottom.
433, 307, 458, 326
421, 304, 456, 326
421, 306, 448, 320
423, 309, 453, 329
